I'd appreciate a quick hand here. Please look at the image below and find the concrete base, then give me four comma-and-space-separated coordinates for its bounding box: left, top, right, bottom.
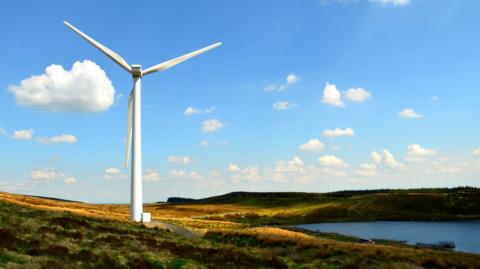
142, 212, 151, 223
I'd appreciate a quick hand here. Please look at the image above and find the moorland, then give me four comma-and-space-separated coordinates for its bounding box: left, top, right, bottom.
1, 187, 480, 268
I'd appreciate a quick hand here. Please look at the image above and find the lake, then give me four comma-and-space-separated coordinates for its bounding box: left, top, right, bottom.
295, 221, 480, 254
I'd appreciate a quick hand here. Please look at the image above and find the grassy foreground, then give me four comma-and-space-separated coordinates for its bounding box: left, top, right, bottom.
1, 190, 480, 268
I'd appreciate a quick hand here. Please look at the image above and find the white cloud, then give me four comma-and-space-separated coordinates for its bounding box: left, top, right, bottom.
345, 88, 371, 102
272, 101, 297, 110
184, 106, 201, 115
318, 155, 347, 167
184, 106, 216, 116
264, 74, 300, 92
322, 82, 344, 107
287, 74, 300, 85
299, 139, 325, 152
398, 108, 424, 119
169, 170, 204, 181
321, 167, 347, 178
382, 149, 405, 169
272, 156, 307, 182
405, 144, 437, 162
167, 156, 197, 165
169, 170, 187, 178
36, 134, 77, 144
31, 167, 66, 182
64, 177, 78, 185
356, 163, 377, 177
371, 0, 410, 6
473, 148, 480, 157
201, 119, 224, 133
232, 166, 261, 183
227, 164, 240, 172
13, 129, 34, 140
371, 151, 382, 164
227, 164, 262, 183
104, 167, 127, 180
9, 60, 115, 112
144, 169, 161, 182
322, 127, 355, 138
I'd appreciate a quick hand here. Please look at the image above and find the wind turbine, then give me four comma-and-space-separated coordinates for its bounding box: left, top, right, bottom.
63, 21, 221, 222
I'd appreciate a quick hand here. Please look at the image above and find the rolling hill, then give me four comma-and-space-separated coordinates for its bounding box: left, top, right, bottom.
1, 188, 480, 268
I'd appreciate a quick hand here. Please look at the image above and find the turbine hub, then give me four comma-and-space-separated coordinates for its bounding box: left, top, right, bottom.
131, 64, 142, 77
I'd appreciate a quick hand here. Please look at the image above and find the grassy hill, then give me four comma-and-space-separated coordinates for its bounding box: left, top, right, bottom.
176, 187, 480, 225
1, 189, 480, 268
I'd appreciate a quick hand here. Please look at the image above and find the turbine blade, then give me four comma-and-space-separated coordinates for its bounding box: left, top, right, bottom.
142, 42, 222, 76
63, 21, 131, 73
125, 90, 134, 168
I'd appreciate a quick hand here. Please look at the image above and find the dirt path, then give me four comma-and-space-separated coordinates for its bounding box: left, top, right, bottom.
144, 220, 201, 239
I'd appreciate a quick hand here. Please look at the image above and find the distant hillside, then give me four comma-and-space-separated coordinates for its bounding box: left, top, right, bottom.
166, 197, 197, 203
169, 187, 480, 224
31, 195, 82, 203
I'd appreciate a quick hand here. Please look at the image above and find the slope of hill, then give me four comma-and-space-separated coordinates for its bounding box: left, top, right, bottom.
179, 187, 480, 225
2, 193, 480, 268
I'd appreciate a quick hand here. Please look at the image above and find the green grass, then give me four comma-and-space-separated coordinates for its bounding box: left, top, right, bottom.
0, 200, 286, 268
197, 187, 480, 225
2, 190, 480, 268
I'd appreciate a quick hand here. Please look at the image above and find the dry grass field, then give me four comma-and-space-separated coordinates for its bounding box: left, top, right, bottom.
1, 190, 480, 268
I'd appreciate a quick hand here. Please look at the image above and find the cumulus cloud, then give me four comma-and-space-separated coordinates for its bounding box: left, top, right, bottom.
144, 169, 161, 182
265, 74, 300, 92
227, 164, 240, 172
272, 156, 307, 182
64, 177, 78, 185
104, 167, 127, 180
473, 148, 480, 157
382, 149, 405, 169
184, 106, 216, 116
201, 119, 224, 133
272, 101, 297, 110
371, 0, 410, 6
167, 156, 197, 165
169, 170, 204, 181
318, 155, 347, 167
345, 88, 371, 102
9, 60, 115, 112
322, 83, 344, 107
371, 151, 382, 164
13, 129, 34, 140
405, 144, 437, 162
398, 108, 424, 119
356, 163, 377, 177
322, 127, 355, 138
299, 139, 325, 152
36, 134, 77, 144
227, 164, 261, 183
31, 167, 66, 182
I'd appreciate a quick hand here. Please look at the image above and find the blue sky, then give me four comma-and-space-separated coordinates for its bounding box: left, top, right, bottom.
1, 0, 479, 203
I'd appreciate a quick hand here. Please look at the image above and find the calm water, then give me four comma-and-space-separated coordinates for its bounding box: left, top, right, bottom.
296, 221, 480, 254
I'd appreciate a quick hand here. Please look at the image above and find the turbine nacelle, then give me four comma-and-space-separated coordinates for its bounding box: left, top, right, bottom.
130, 65, 142, 77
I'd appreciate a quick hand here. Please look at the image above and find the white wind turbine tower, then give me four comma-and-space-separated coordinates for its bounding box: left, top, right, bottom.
63, 21, 221, 222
